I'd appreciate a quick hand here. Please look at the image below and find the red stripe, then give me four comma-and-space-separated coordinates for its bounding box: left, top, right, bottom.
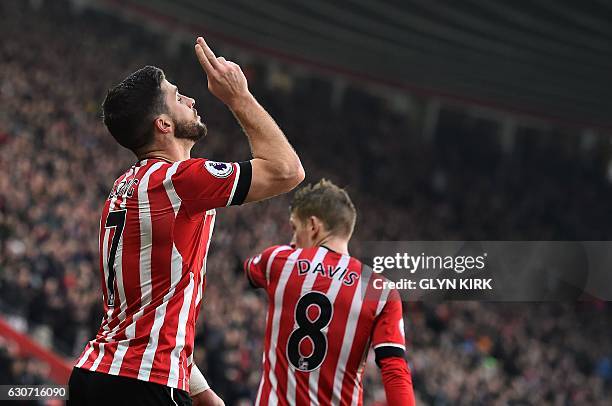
150, 288, 182, 384
183, 264, 201, 390
80, 342, 100, 370
259, 249, 292, 405
338, 261, 378, 404
95, 344, 117, 374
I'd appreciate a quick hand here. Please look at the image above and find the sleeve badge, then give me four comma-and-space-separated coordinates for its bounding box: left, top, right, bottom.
204, 160, 234, 178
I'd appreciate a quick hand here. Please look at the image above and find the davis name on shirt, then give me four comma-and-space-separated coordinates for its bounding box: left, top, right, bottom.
296, 258, 359, 286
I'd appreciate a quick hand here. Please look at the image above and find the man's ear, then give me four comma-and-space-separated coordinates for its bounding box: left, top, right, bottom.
154, 114, 173, 134
309, 216, 326, 240
308, 216, 318, 233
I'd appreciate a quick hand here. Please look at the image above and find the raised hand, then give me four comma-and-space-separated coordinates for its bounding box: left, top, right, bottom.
194, 37, 250, 109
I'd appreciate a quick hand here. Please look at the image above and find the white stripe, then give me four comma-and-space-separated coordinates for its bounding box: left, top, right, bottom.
163, 162, 182, 215
167, 272, 195, 387
375, 283, 391, 318
373, 342, 406, 351
226, 162, 241, 206
109, 162, 164, 375
307, 254, 351, 404
138, 244, 184, 380
286, 247, 329, 403
90, 343, 105, 371
266, 245, 292, 285
331, 271, 372, 406
300, 248, 329, 294
75, 345, 94, 368
196, 211, 216, 305
267, 249, 302, 406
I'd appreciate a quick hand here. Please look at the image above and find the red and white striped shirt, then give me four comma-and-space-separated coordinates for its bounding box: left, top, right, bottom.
245, 246, 406, 406
76, 157, 251, 391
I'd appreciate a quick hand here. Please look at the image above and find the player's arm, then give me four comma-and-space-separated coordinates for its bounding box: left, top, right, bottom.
190, 364, 225, 406
195, 37, 304, 203
371, 290, 416, 406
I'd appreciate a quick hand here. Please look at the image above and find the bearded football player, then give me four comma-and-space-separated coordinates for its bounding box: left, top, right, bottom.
68, 37, 304, 405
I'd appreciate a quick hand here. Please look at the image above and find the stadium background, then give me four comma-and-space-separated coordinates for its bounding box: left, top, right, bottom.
1, 0, 611, 404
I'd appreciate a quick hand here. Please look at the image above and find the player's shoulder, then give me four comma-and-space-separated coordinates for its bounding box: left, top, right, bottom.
246, 245, 294, 275
110, 164, 142, 191
174, 158, 237, 179
173, 157, 204, 173
260, 244, 295, 261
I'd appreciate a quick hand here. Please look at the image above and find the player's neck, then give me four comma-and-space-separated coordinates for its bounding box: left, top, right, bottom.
316, 236, 349, 255
136, 141, 192, 163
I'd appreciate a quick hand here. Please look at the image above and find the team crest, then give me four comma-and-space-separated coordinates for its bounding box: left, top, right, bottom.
204, 161, 234, 178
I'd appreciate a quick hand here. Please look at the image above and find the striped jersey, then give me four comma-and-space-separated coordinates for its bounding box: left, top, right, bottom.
76, 157, 251, 391
245, 245, 406, 406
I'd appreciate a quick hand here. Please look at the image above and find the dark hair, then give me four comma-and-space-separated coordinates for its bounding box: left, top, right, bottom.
102, 66, 167, 151
290, 179, 357, 238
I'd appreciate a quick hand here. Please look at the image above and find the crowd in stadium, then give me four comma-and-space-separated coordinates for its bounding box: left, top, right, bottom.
1, 0, 611, 404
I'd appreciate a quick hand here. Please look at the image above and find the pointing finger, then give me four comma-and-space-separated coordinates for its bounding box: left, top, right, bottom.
195, 44, 214, 74
196, 37, 220, 70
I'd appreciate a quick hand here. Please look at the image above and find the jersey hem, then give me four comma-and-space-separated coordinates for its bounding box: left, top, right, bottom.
76, 362, 189, 392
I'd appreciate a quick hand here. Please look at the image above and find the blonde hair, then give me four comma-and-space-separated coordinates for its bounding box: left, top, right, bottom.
290, 179, 356, 238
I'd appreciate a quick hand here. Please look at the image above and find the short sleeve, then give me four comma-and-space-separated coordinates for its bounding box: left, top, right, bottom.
172, 158, 252, 215
244, 245, 292, 289
371, 289, 406, 366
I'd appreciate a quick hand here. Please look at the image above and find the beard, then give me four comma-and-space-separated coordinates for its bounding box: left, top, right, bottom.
174, 117, 207, 142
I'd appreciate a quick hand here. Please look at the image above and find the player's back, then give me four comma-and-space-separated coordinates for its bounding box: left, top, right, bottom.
245, 245, 405, 406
